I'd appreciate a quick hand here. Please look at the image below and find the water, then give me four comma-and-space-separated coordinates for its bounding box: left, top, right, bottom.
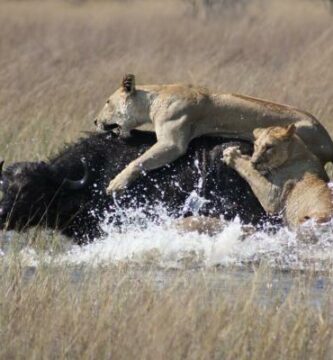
0, 200, 329, 274
1, 195, 332, 309
0, 181, 332, 306
58, 218, 332, 271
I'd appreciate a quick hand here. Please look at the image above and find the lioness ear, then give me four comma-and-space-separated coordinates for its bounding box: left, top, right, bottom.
122, 74, 136, 94
253, 128, 265, 140
285, 124, 296, 138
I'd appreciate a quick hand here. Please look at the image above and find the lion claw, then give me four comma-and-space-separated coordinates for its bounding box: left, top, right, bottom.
106, 177, 128, 195
223, 146, 241, 166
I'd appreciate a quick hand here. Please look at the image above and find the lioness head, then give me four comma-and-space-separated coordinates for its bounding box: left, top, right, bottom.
94, 74, 145, 137
251, 124, 296, 171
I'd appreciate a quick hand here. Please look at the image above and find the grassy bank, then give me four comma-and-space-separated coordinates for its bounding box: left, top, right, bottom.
0, 261, 332, 359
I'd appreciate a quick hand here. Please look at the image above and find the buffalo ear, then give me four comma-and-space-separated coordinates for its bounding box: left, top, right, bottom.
253, 128, 265, 140
122, 74, 136, 94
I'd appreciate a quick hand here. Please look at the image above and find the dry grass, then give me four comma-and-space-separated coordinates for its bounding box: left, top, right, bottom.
0, 260, 332, 360
0, 0, 333, 162
1, 0, 333, 358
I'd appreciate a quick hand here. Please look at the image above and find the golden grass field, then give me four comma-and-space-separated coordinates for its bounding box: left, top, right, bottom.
0, 0, 333, 358
0, 261, 332, 360
1, 0, 333, 161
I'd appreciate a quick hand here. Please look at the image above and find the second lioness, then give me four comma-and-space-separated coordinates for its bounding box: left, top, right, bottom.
223, 125, 333, 228
94, 74, 333, 194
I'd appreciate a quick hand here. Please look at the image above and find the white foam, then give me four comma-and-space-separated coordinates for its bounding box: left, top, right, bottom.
2, 185, 333, 271
12, 212, 332, 271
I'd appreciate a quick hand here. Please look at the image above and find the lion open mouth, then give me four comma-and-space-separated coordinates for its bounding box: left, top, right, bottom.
100, 123, 122, 136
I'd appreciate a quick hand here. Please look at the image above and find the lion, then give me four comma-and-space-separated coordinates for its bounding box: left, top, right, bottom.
173, 216, 256, 238
223, 125, 333, 229
94, 74, 333, 195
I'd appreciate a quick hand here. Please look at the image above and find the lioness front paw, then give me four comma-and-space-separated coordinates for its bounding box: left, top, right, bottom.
223, 146, 242, 167
106, 174, 129, 194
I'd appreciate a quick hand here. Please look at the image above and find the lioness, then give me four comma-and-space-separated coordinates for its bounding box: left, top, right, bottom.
223, 125, 333, 228
173, 216, 256, 238
94, 74, 333, 194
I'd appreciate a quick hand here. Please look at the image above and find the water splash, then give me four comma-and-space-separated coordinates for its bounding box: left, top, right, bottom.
4, 205, 331, 272
2, 183, 333, 271
182, 190, 210, 216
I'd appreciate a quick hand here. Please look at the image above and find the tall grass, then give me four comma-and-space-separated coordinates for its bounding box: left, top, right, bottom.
0, 1, 333, 358
0, 0, 332, 162
0, 261, 332, 359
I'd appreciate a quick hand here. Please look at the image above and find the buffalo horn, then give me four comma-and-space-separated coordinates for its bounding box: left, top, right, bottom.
62, 159, 89, 190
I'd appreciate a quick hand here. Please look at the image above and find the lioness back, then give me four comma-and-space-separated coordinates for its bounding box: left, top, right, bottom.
286, 174, 333, 226
94, 75, 333, 196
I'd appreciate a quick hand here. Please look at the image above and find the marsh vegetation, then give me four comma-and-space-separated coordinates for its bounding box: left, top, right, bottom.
0, 0, 333, 358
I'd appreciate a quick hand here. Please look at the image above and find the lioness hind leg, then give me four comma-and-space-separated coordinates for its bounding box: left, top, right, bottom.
173, 216, 226, 236
173, 216, 257, 239
296, 121, 333, 165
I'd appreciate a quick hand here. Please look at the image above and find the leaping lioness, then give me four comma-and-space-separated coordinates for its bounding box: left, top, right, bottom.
94, 74, 333, 194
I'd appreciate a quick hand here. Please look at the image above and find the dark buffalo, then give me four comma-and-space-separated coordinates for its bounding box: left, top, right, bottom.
0, 131, 270, 244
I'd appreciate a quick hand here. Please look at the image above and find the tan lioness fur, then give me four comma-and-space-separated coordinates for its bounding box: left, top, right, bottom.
223, 125, 333, 229
94, 74, 333, 195
173, 216, 256, 238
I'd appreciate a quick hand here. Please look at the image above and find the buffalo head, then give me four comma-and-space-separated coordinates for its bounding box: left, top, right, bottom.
0, 159, 89, 232
0, 132, 271, 243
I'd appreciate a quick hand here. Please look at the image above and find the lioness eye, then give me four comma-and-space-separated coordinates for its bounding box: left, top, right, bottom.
106, 99, 110, 104
266, 145, 273, 151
